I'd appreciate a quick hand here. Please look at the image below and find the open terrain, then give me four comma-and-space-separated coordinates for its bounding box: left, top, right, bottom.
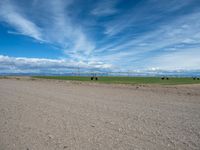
0, 77, 200, 150
34, 76, 200, 85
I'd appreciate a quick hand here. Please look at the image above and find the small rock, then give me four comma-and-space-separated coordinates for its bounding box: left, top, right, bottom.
48, 134, 54, 139
63, 146, 68, 149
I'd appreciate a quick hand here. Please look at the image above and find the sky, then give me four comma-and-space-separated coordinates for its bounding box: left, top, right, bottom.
0, 0, 200, 75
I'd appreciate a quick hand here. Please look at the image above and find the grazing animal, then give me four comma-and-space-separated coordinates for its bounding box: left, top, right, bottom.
95, 77, 98, 80
197, 78, 200, 80
166, 77, 169, 80
91, 77, 93, 80
161, 77, 165, 80
193, 77, 196, 80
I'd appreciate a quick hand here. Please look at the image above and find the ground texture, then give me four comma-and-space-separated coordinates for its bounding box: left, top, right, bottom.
0, 77, 200, 150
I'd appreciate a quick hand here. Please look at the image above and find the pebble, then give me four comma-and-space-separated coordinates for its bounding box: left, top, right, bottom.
63, 146, 68, 149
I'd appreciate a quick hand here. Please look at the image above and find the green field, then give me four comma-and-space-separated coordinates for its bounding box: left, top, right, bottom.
33, 76, 200, 85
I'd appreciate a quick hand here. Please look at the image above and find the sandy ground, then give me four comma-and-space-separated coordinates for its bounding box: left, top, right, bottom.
0, 77, 200, 150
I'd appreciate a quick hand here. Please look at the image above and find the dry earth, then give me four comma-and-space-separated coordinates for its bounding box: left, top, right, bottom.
0, 77, 200, 150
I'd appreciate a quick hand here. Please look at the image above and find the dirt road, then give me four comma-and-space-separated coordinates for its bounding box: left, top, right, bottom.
0, 77, 200, 150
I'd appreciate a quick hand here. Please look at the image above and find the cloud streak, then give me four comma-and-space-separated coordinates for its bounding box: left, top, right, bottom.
0, 0, 200, 74
103, 0, 198, 36
94, 9, 200, 71
91, 0, 119, 16
0, 0, 42, 41
0, 0, 95, 61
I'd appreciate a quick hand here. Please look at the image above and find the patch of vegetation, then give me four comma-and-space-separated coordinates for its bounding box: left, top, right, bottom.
33, 76, 200, 85
0, 76, 9, 79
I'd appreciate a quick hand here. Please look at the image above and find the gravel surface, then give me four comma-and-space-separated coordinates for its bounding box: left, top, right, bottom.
0, 77, 200, 150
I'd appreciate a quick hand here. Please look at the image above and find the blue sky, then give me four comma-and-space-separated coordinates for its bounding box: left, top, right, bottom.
0, 0, 200, 74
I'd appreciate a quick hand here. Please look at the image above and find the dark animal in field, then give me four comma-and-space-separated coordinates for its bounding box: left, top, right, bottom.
95, 77, 98, 80
197, 78, 200, 80
166, 77, 169, 80
161, 77, 165, 80
91, 77, 93, 80
193, 77, 196, 80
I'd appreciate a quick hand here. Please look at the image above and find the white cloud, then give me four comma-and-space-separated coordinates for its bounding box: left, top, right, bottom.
0, 0, 200, 73
0, 0, 43, 41
41, 0, 95, 59
147, 47, 200, 70
94, 11, 200, 71
0, 55, 112, 74
1, 55, 198, 76
91, 0, 119, 16
104, 0, 197, 36
0, 0, 95, 62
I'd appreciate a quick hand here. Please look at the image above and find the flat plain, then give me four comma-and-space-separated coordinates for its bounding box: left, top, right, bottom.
0, 77, 200, 150
34, 76, 200, 85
